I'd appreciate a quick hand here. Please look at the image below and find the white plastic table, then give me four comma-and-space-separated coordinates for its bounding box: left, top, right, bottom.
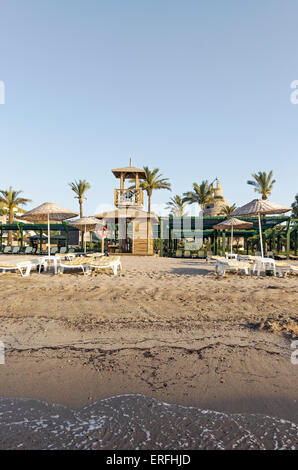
38, 256, 59, 274
252, 257, 276, 276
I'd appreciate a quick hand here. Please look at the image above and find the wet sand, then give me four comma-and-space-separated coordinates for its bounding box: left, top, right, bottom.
0, 255, 297, 449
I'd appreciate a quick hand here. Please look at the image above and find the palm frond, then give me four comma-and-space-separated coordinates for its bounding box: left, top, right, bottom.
247, 171, 276, 200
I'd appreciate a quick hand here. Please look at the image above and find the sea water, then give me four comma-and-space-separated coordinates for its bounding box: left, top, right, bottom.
0, 394, 297, 450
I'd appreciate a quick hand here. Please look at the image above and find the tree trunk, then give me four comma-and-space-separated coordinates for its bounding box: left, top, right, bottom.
147, 191, 152, 255
8, 209, 13, 245
79, 200, 83, 246
147, 191, 152, 214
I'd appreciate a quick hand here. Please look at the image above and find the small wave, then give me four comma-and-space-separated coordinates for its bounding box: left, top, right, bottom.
0, 394, 297, 450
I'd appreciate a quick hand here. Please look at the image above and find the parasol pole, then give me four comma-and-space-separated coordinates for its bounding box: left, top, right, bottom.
258, 212, 264, 258
84, 224, 87, 254
231, 224, 233, 255
47, 213, 51, 257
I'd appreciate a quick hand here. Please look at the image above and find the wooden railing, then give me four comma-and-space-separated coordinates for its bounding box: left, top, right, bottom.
114, 188, 144, 207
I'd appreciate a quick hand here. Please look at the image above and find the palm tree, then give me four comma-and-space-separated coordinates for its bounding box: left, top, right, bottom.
183, 180, 222, 213
291, 193, 298, 219
0, 201, 6, 216
69, 179, 91, 217
219, 203, 236, 217
166, 195, 187, 217
0, 187, 31, 244
247, 171, 276, 200
137, 167, 171, 213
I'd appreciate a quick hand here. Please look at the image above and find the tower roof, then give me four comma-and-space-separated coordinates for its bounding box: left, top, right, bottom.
111, 158, 146, 179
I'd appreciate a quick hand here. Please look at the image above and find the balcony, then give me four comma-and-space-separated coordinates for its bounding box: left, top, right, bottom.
114, 188, 144, 208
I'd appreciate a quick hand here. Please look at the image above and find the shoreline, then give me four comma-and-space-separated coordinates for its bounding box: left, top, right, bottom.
1, 322, 298, 424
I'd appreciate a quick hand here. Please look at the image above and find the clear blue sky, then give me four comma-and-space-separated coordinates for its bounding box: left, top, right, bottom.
0, 0, 297, 216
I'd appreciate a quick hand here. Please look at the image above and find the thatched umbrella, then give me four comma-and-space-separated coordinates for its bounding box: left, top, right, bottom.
20, 202, 78, 256
69, 216, 100, 253
232, 199, 291, 258
213, 217, 253, 255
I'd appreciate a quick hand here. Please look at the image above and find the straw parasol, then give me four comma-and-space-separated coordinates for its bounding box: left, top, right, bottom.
213, 217, 253, 255
232, 199, 291, 258
69, 216, 100, 254
20, 202, 78, 257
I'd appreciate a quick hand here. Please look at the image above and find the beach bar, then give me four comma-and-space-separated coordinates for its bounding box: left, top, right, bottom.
95, 161, 158, 255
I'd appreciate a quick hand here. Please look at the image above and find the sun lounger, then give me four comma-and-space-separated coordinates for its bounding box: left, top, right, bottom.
35, 248, 47, 255
59, 256, 94, 275
86, 255, 122, 275
2, 246, 12, 254
175, 250, 183, 258
0, 261, 36, 277
55, 253, 77, 263
11, 246, 20, 255
290, 265, 298, 275
216, 259, 251, 276
275, 263, 291, 278
274, 262, 298, 278
206, 255, 225, 264
23, 246, 33, 255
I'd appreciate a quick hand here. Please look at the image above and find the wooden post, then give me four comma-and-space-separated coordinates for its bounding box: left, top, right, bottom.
264, 230, 267, 257
81, 230, 84, 251
64, 223, 69, 252
169, 227, 173, 254
286, 219, 291, 259
160, 219, 164, 257
20, 224, 23, 249
222, 230, 226, 256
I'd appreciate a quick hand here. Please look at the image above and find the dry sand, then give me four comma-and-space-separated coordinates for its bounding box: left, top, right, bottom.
0, 255, 297, 449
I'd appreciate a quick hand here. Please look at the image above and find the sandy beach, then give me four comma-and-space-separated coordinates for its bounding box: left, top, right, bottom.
0, 255, 297, 449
